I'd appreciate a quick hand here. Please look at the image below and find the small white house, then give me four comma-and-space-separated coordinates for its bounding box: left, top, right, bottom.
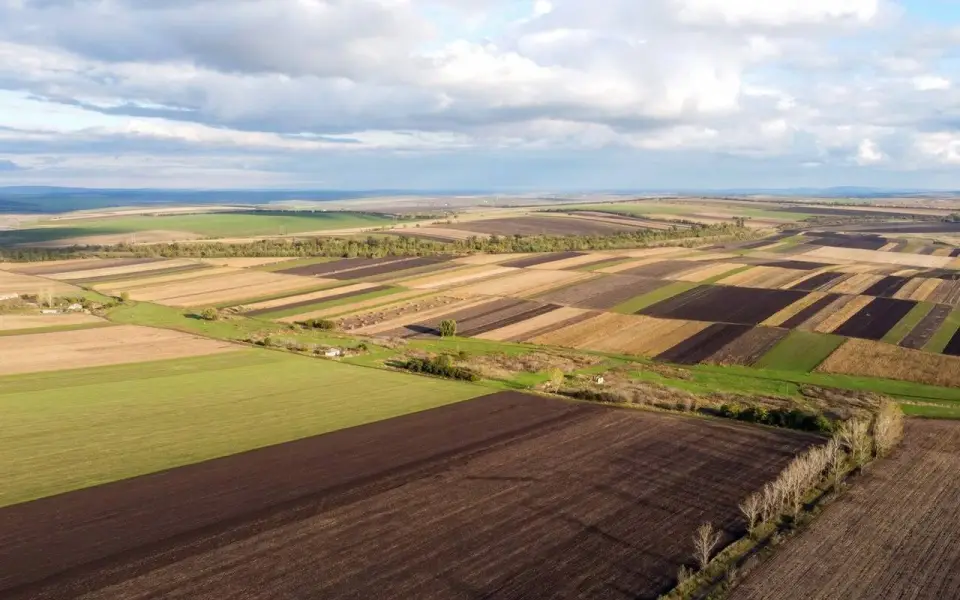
324, 348, 343, 358
40, 309, 60, 315
66, 303, 84, 312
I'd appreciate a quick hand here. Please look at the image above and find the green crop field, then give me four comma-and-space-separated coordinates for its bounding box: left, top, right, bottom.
0, 211, 395, 245
925, 308, 960, 353
882, 302, 934, 344
753, 330, 846, 372
0, 350, 485, 507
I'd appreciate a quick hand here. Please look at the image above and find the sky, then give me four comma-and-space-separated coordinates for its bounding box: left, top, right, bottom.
0, 0, 958, 190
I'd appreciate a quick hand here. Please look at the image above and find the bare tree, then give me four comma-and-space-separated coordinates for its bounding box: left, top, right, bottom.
693, 522, 723, 570
839, 419, 872, 469
872, 401, 904, 457
739, 493, 762, 532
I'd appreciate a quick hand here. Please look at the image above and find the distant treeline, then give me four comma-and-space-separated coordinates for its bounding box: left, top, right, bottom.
0, 223, 754, 262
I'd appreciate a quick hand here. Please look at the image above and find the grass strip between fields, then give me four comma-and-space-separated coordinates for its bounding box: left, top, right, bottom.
699, 264, 754, 284
881, 301, 935, 344
0, 321, 115, 337
752, 330, 846, 372
253, 286, 407, 320
610, 281, 699, 314
924, 307, 960, 353
0, 350, 487, 508
575, 257, 634, 272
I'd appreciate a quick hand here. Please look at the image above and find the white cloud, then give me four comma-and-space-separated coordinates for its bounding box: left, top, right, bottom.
914, 133, 960, 165
673, 0, 880, 27
912, 75, 951, 91
856, 138, 885, 165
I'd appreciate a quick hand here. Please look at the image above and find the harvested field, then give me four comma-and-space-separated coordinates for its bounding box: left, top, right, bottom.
799, 295, 859, 332
475, 306, 593, 341
93, 266, 236, 294
445, 215, 646, 236
0, 270, 80, 296
704, 327, 790, 366
786, 271, 846, 292
818, 338, 960, 387
717, 266, 808, 290
530, 312, 712, 357
125, 270, 323, 307
381, 298, 559, 338
240, 282, 373, 312
394, 226, 490, 241
535, 274, 667, 310
199, 257, 297, 268
803, 246, 954, 268
46, 259, 197, 281
500, 251, 586, 269
4, 258, 161, 276
328, 257, 450, 281
832, 297, 918, 340
761, 260, 833, 270
891, 277, 935, 301
0, 392, 817, 600
245, 285, 394, 318
640, 285, 806, 326
528, 252, 619, 270
900, 305, 953, 350
861, 275, 910, 298
828, 273, 885, 295
732, 420, 960, 600
71, 263, 212, 285
673, 262, 748, 282
813, 295, 875, 333
617, 259, 701, 279
340, 295, 466, 333
405, 265, 517, 289
276, 257, 408, 277
927, 280, 960, 307
0, 312, 104, 331
511, 310, 601, 343
761, 292, 828, 327
451, 269, 591, 298
596, 257, 667, 274
656, 323, 754, 365
451, 253, 530, 265
779, 294, 842, 329
277, 289, 429, 323
0, 325, 238, 376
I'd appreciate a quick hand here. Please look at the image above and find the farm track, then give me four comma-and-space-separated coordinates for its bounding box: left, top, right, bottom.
731, 420, 960, 600
0, 393, 819, 600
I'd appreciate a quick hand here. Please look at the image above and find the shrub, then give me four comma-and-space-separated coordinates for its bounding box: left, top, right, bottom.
402, 356, 479, 381
298, 318, 337, 330
439, 319, 457, 337
200, 307, 219, 321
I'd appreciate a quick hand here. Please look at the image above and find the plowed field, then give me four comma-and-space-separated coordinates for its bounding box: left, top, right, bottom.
832, 297, 918, 341
731, 420, 960, 600
817, 338, 960, 387
899, 304, 952, 349
657, 323, 754, 365
535, 274, 667, 309
0, 392, 817, 600
704, 327, 790, 366
640, 285, 806, 326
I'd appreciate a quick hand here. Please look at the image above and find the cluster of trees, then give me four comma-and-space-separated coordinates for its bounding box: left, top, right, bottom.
297, 318, 337, 330
402, 355, 479, 382
717, 403, 833, 433
439, 319, 457, 337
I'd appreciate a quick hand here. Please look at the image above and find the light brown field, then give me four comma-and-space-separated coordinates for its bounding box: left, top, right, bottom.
948, 258, 960, 270
94, 267, 236, 294
404, 265, 518, 290
932, 248, 954, 257
596, 258, 667, 274
762, 292, 828, 327
0, 312, 105, 331
528, 312, 710, 356
717, 266, 808, 289
732, 419, 960, 600
239, 282, 377, 312
120, 271, 323, 307
828, 263, 886, 274
0, 258, 102, 273
814, 295, 874, 333
475, 306, 593, 341
816, 338, 960, 387
277, 289, 430, 323
897, 278, 942, 302
49, 259, 199, 281
526, 253, 617, 270
198, 257, 297, 268
451, 254, 530, 265
0, 325, 239, 376
673, 262, 747, 282
804, 246, 953, 268
617, 247, 691, 259
0, 270, 79, 296
26, 230, 202, 248
340, 295, 479, 334
451, 269, 592, 298
393, 226, 490, 240
878, 242, 898, 251
828, 273, 885, 295
891, 268, 921, 277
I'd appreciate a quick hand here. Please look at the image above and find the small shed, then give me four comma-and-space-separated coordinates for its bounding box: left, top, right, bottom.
324, 348, 343, 358
40, 309, 60, 315
66, 303, 84, 312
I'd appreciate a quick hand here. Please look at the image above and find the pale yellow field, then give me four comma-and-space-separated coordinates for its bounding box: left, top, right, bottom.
0, 325, 239, 376
199, 257, 296, 268
48, 259, 199, 281
528, 312, 710, 357
949, 258, 960, 270
895, 278, 942, 302
596, 258, 666, 274
526, 253, 617, 270
0, 270, 79, 296
0, 258, 102, 272
829, 273, 885, 295
120, 271, 323, 307
891, 268, 921, 277
475, 306, 593, 341
804, 246, 953, 268
762, 292, 828, 327
878, 242, 898, 251
616, 247, 690, 259
452, 253, 530, 265
95, 267, 236, 294
0, 312, 104, 331
240, 282, 377, 312
451, 269, 592, 298
717, 266, 808, 289
818, 339, 960, 388
814, 295, 874, 333
932, 248, 953, 257
277, 289, 429, 323
673, 262, 747, 283
404, 265, 518, 290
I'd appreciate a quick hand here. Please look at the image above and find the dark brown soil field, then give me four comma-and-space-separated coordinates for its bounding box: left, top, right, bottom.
731, 419, 960, 600
0, 392, 819, 600
656, 323, 754, 365
806, 233, 888, 251
838, 222, 960, 234
928, 281, 960, 306
641, 285, 806, 325
536, 274, 666, 309
447, 216, 645, 236
245, 284, 393, 317
861, 275, 910, 298
787, 272, 846, 292
899, 305, 952, 350
383, 298, 556, 338
944, 328, 960, 356
705, 327, 790, 366
459, 303, 562, 337
327, 257, 448, 280
617, 260, 701, 279
762, 260, 833, 271
780, 293, 842, 329
832, 297, 918, 340
952, 248, 960, 258
501, 251, 586, 268
277, 257, 407, 277
13, 257, 163, 276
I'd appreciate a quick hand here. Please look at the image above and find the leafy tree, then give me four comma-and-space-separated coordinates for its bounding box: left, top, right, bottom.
119, 291, 130, 303
439, 319, 457, 337
200, 307, 219, 321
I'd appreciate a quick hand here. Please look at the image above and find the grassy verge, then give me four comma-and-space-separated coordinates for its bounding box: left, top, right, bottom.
881, 301, 934, 344
924, 307, 960, 353
611, 281, 698, 314
700, 265, 754, 284
753, 330, 845, 372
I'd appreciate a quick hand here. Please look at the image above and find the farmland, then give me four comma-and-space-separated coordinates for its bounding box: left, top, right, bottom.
0, 392, 817, 599
731, 420, 960, 600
